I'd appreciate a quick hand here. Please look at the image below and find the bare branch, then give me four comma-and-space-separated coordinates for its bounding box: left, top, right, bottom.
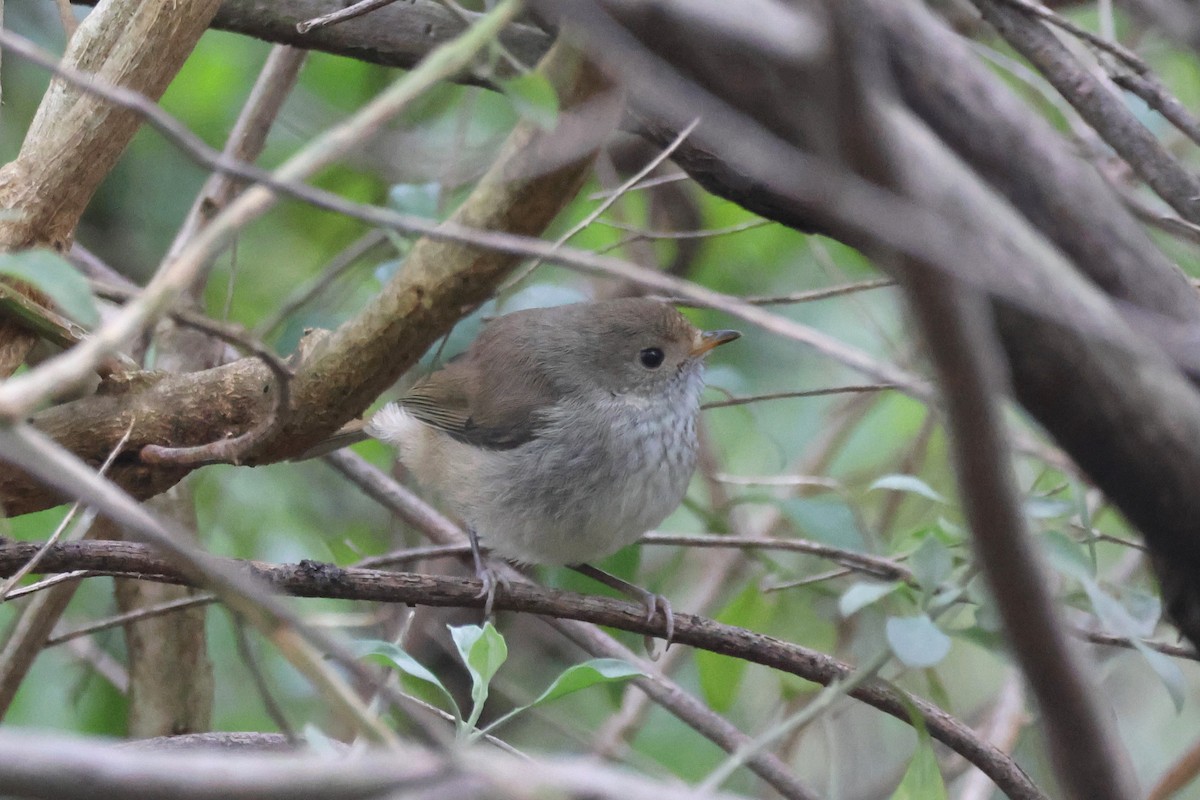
0, 727, 754, 800
972, 0, 1200, 223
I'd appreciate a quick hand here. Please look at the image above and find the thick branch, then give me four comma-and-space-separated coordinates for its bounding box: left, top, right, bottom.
0, 0, 222, 249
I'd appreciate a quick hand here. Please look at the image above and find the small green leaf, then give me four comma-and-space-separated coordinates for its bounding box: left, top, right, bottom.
886, 614, 951, 668
357, 640, 460, 722
869, 474, 945, 503
0, 249, 98, 326
449, 622, 508, 729
500, 73, 559, 129
909, 536, 953, 594
839, 580, 902, 618
532, 659, 642, 706
1026, 496, 1075, 520
1041, 529, 1095, 581
476, 658, 642, 740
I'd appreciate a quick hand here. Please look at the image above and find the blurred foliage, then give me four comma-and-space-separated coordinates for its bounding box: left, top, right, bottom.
4, 3, 1200, 799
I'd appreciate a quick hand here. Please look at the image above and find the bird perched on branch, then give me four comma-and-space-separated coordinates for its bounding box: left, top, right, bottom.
366, 298, 740, 643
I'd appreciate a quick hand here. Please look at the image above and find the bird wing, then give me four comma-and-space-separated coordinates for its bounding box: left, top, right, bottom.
399, 356, 557, 450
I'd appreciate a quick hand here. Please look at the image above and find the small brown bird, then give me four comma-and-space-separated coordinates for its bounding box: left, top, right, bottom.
367, 298, 740, 640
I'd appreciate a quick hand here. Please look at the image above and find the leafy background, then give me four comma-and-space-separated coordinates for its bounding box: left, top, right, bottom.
3, 2, 1200, 798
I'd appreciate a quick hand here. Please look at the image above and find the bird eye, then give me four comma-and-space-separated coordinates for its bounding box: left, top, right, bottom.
639, 347, 665, 369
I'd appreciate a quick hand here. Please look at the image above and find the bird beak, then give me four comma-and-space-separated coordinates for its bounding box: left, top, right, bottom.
690, 329, 741, 357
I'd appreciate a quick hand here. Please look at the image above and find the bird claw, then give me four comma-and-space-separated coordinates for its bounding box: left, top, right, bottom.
637, 591, 674, 660
474, 562, 510, 620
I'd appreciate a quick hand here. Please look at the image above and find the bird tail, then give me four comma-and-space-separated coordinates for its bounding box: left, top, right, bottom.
364, 402, 413, 446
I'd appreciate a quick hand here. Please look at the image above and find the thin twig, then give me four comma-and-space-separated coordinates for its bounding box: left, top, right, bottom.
710, 473, 839, 488
739, 279, 894, 305
1077, 629, 1198, 661
0, 421, 134, 598
297, 0, 401, 33
702, 384, 896, 409
586, 173, 691, 199
1111, 70, 1200, 149
168, 45, 308, 265
993, 0, 1148, 73
640, 533, 913, 582
254, 230, 391, 337
355, 544, 473, 570
44, 595, 217, 647
3, 570, 100, 599
230, 612, 298, 741
500, 117, 701, 292
594, 218, 769, 240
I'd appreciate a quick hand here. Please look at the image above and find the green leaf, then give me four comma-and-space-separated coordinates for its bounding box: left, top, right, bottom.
449, 622, 508, 729
499, 73, 559, 129
886, 614, 951, 668
923, 667, 952, 711
357, 640, 460, 722
531, 659, 642, 706
839, 580, 902, 618
909, 536, 953, 594
890, 730, 948, 800
1041, 529, 1095, 581
1026, 496, 1075, 520
783, 497, 868, 551
0, 249, 98, 326
1119, 587, 1162, 636
869, 474, 945, 503
1080, 579, 1186, 710
477, 658, 642, 740
697, 583, 771, 711
956, 623, 1005, 652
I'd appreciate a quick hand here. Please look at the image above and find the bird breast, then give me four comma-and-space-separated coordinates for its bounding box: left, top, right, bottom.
416, 369, 704, 566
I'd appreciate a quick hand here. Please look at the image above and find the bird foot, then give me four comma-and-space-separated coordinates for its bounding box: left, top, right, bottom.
635, 590, 674, 659
474, 561, 511, 620
567, 563, 676, 659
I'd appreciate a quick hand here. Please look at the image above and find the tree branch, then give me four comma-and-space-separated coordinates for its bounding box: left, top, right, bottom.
0, 537, 1048, 800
